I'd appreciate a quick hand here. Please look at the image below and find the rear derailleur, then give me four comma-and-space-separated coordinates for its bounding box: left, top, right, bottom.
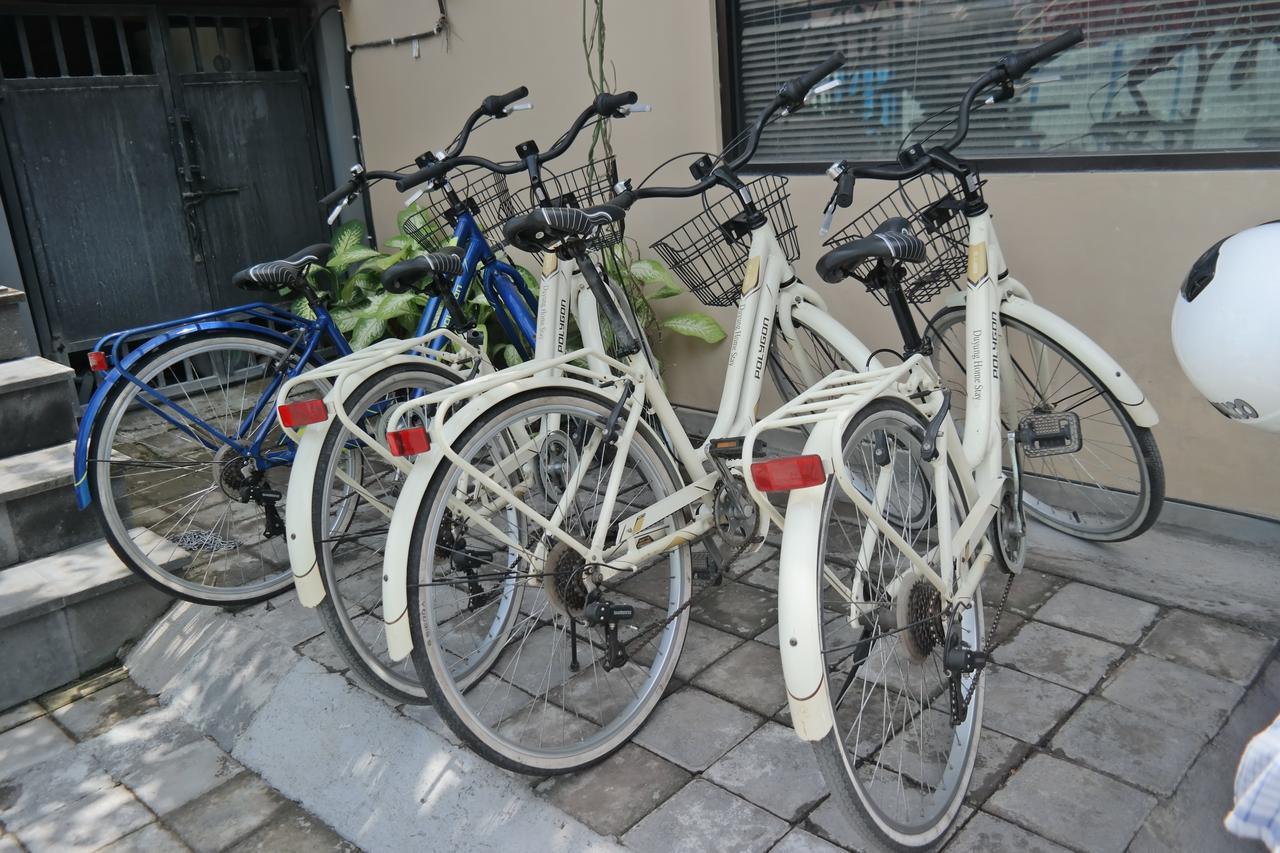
943, 621, 988, 726
238, 476, 284, 539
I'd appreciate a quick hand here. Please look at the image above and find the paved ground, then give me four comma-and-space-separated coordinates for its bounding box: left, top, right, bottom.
4, 517, 1276, 852
0, 667, 353, 853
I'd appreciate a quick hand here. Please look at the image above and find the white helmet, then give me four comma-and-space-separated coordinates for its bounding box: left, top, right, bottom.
1172, 221, 1280, 433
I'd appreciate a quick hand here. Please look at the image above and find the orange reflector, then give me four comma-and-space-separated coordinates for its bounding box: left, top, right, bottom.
277, 399, 328, 428
387, 426, 429, 457
751, 454, 826, 492
88, 351, 109, 372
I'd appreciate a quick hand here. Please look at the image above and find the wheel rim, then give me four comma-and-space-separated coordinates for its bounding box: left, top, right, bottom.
413, 394, 689, 770
928, 311, 1150, 539
316, 367, 457, 697
820, 407, 981, 842
94, 335, 310, 602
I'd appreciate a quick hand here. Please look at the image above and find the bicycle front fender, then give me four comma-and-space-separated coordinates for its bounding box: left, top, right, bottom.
286, 408, 331, 608
73, 321, 301, 509
1001, 297, 1159, 428
777, 421, 838, 742
381, 373, 616, 662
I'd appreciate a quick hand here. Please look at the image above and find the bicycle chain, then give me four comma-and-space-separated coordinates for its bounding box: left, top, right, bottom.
958, 569, 1015, 712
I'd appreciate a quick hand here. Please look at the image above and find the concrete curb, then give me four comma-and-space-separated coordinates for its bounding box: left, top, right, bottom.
127, 602, 624, 852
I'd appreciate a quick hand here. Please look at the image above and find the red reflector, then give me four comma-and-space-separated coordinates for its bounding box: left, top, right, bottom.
751, 454, 826, 492
88, 351, 109, 372
387, 426, 429, 457
277, 399, 328, 428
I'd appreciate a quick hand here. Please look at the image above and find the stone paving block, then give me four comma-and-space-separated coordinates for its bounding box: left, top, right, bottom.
691, 582, 778, 639
297, 633, 352, 673
987, 753, 1156, 853
0, 835, 20, 853
0, 702, 41, 734
493, 624, 598, 696
120, 736, 244, 815
17, 784, 153, 853
162, 617, 304, 752
1102, 654, 1244, 739
167, 774, 288, 853
1131, 659, 1280, 853
496, 700, 598, 749
806, 791, 970, 851
51, 679, 157, 740
0, 717, 73, 780
969, 729, 1031, 804
995, 621, 1124, 692
769, 828, 844, 853
1034, 582, 1160, 644
634, 688, 761, 772
0, 744, 115, 833
981, 666, 1081, 743
985, 568, 1062, 617
227, 801, 357, 852
98, 824, 189, 853
622, 779, 788, 853
535, 744, 690, 837
84, 706, 203, 778
694, 640, 786, 717
402, 675, 532, 744
124, 602, 223, 695
731, 545, 780, 582
1141, 609, 1275, 685
947, 811, 1073, 853
231, 592, 325, 650
64, 581, 173, 673
634, 619, 743, 682
705, 721, 826, 822
1051, 698, 1205, 796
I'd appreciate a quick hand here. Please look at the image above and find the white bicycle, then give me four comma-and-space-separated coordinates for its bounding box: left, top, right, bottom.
274, 89, 650, 704
766, 29, 1162, 849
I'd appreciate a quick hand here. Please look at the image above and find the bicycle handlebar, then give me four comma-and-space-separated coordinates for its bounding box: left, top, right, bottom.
395, 91, 639, 193
612, 52, 846, 208
481, 86, 529, 118
842, 28, 1083, 183
318, 169, 408, 208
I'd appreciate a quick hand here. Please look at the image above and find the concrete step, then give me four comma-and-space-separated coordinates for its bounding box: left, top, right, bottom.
0, 441, 101, 569
0, 356, 76, 457
0, 534, 171, 709
0, 287, 30, 361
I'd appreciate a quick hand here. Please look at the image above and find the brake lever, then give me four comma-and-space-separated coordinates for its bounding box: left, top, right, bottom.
326, 199, 349, 225
620, 103, 652, 116
504, 101, 534, 114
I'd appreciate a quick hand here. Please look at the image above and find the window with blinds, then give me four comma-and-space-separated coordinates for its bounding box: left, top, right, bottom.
725, 0, 1280, 167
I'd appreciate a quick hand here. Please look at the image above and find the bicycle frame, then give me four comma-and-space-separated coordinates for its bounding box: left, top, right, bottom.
768, 207, 1159, 742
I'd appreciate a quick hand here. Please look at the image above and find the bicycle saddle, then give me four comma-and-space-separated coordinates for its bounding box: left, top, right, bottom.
815, 217, 927, 284
232, 243, 333, 290
503, 204, 626, 254
381, 246, 466, 294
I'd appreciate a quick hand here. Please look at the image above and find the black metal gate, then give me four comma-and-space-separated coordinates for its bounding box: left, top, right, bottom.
0, 3, 328, 359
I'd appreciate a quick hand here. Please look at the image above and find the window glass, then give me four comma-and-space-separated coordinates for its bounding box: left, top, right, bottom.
729, 0, 1280, 165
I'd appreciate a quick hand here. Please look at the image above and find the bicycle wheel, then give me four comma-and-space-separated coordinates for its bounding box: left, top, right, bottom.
311, 361, 459, 704
809, 398, 981, 850
768, 317, 861, 403
927, 308, 1164, 541
407, 387, 691, 773
90, 330, 325, 605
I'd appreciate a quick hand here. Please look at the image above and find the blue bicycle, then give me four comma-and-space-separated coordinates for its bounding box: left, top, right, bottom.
74, 87, 539, 607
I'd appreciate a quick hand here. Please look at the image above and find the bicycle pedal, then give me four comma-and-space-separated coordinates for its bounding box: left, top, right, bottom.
707, 436, 746, 459
1017, 412, 1082, 458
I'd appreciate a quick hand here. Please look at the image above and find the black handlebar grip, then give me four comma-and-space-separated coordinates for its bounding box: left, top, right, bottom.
835, 171, 855, 209
1001, 28, 1084, 80
395, 160, 448, 193
319, 180, 356, 208
381, 258, 429, 294
781, 51, 846, 105
481, 85, 529, 117
594, 91, 638, 117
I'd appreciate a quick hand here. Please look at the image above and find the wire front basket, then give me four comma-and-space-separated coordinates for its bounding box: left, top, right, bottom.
650, 174, 799, 308
823, 171, 969, 306
402, 167, 518, 254
506, 158, 624, 261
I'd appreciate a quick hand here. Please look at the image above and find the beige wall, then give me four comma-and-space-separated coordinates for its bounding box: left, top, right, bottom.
341, 0, 1280, 518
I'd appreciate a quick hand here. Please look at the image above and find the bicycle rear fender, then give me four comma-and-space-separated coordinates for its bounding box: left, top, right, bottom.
776, 420, 838, 742
381, 373, 613, 662
938, 285, 1158, 428
285, 401, 331, 607
73, 320, 298, 509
